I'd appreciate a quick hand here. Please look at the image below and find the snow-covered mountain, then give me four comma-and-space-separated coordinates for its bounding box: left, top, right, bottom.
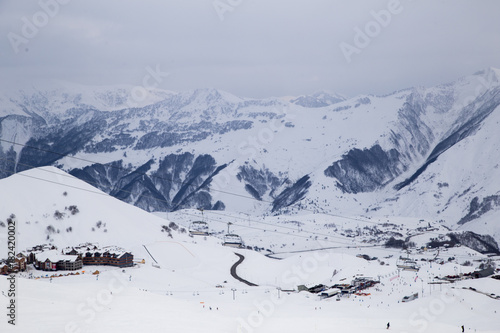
1, 68, 500, 243
290, 91, 346, 108
1, 166, 499, 333
0, 166, 192, 252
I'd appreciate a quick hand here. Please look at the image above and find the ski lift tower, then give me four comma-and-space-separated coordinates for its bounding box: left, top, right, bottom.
197, 208, 204, 221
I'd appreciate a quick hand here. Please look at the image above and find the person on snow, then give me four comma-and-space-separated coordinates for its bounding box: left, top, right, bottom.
387, 322, 390, 329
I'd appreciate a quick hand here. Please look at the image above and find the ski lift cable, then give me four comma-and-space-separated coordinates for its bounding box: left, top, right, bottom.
0, 139, 438, 230
0, 154, 455, 244
0, 156, 380, 243
0, 162, 477, 257
0, 159, 484, 259
0, 164, 481, 259
0, 165, 395, 252
0, 163, 360, 245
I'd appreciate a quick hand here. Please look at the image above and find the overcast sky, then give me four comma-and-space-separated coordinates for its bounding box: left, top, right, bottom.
1, 0, 500, 98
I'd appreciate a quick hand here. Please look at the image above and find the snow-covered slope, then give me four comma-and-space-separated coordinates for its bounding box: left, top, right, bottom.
0, 166, 191, 253
1, 69, 500, 244
1, 167, 499, 333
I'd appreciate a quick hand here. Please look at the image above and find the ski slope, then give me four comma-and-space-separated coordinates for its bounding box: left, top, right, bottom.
0, 167, 499, 332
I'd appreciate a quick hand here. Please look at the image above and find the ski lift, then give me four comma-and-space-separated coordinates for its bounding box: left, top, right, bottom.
396, 256, 420, 271
223, 234, 243, 248
189, 221, 210, 236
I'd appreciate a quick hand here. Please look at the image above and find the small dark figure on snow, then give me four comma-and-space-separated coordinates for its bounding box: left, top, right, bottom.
387, 322, 390, 329
461, 325, 464, 332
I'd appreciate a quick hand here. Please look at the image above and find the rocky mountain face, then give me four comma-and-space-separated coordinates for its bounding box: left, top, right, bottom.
69, 154, 229, 212
1, 69, 500, 241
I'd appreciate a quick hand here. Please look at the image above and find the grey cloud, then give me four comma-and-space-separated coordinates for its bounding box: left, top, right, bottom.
1, 0, 500, 98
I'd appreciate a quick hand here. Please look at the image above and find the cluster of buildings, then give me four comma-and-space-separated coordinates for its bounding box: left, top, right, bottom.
440, 266, 496, 282
67, 244, 134, 268
0, 243, 134, 275
299, 276, 380, 299
0, 254, 27, 275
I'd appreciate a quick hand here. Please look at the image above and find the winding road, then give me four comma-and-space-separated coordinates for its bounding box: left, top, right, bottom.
230, 253, 258, 287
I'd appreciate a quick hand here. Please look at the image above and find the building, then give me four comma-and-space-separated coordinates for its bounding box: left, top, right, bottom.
56, 257, 83, 271
473, 266, 495, 278
39, 258, 57, 271
26, 252, 37, 265
15, 254, 27, 272
28, 245, 134, 271
0, 255, 27, 274
0, 263, 9, 275
82, 251, 134, 268
34, 251, 83, 271
65, 248, 79, 256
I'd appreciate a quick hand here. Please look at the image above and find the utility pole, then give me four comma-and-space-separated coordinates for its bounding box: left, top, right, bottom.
198, 208, 204, 221
231, 288, 236, 300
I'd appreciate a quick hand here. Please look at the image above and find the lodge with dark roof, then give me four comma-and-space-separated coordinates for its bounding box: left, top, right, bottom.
82, 251, 134, 268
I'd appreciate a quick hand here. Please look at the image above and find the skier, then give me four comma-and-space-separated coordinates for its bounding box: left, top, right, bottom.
461, 325, 464, 332
387, 322, 390, 329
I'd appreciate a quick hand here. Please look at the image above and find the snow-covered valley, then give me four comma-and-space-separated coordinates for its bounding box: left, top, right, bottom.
1, 69, 500, 332
0, 167, 499, 332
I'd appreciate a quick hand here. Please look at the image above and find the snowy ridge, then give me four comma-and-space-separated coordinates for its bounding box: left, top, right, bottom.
290, 91, 346, 108
0, 69, 500, 244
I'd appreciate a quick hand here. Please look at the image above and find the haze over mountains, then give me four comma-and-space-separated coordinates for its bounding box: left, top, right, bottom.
1, 68, 499, 243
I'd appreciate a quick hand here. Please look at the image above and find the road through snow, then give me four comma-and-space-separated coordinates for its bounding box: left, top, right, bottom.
230, 252, 258, 286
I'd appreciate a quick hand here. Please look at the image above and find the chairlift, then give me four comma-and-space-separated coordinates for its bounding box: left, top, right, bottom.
223, 234, 243, 248
189, 221, 210, 236
396, 257, 420, 271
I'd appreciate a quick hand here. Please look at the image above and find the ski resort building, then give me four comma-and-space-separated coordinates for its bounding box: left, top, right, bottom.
14, 255, 27, 272
64, 244, 134, 268
33, 250, 132, 271
34, 252, 83, 271
0, 263, 9, 275
473, 266, 495, 278
11, 244, 134, 272
0, 255, 27, 274
81, 251, 134, 267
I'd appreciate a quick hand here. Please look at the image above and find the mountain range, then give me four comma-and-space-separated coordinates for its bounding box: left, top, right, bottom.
1, 68, 499, 243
